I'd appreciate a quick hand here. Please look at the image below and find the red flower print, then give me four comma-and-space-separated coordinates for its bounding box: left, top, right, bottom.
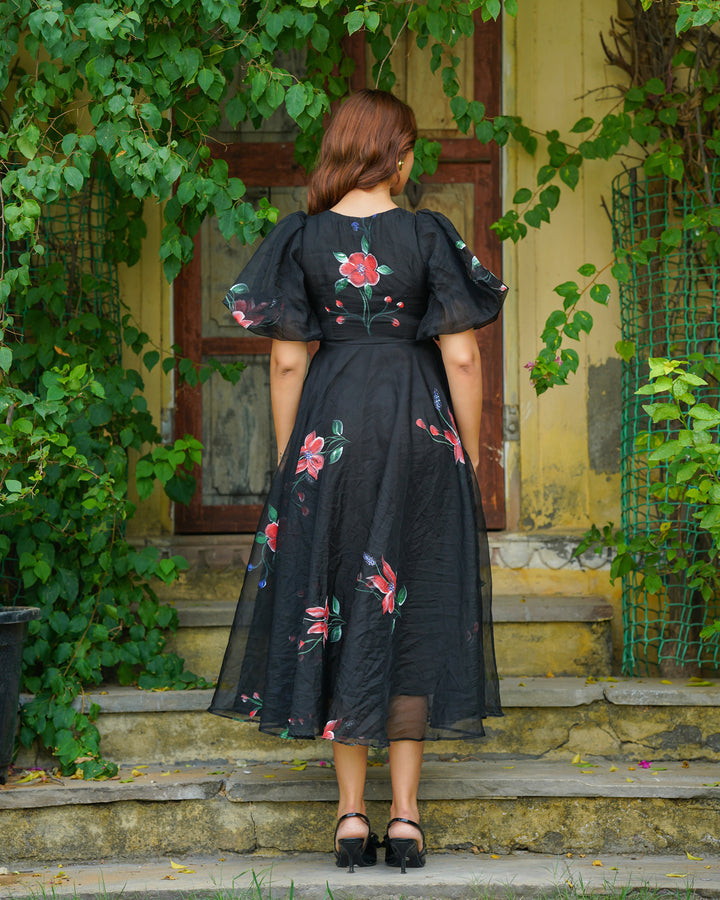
305, 599, 329, 642
336, 316, 345, 324
296, 431, 325, 479
339, 252, 380, 287
264, 521, 278, 552
367, 556, 397, 615
322, 719, 338, 740
229, 298, 265, 328
384, 296, 392, 304
444, 428, 465, 463
429, 425, 440, 436
391, 318, 400, 327
416, 419, 426, 429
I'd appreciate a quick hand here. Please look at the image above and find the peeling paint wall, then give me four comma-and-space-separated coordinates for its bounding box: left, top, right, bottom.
503, 0, 623, 534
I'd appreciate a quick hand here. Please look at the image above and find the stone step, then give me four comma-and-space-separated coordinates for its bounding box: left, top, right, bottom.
3, 851, 719, 900
3, 756, 720, 864
165, 595, 614, 679
17, 677, 720, 769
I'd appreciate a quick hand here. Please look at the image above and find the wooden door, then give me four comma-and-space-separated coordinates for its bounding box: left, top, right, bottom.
174, 17, 505, 532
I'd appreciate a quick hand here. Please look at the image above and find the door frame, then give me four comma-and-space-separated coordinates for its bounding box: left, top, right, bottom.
173, 16, 505, 532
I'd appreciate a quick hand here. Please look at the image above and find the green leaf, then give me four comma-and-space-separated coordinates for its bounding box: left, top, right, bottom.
344, 9, 364, 34
570, 116, 594, 133
615, 340, 635, 362
64, 167, 84, 191
559, 163, 580, 190
577, 263, 596, 277
513, 188, 532, 204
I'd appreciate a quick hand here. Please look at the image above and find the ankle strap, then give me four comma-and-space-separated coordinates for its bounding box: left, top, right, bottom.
336, 811, 370, 827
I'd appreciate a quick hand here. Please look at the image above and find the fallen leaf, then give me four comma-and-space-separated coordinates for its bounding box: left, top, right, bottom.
660, 680, 673, 684
682, 760, 690, 768
501, 765, 515, 769
290, 761, 307, 771
162, 876, 177, 881
134, 764, 149, 769
131, 769, 145, 777
586, 676, 597, 684
490, 855, 499, 859
546, 671, 555, 678
666, 874, 689, 878
263, 774, 276, 778
628, 766, 636, 771
626, 778, 634, 783
687, 680, 713, 687
118, 778, 134, 783
218, 858, 225, 862
686, 852, 704, 861
580, 770, 595, 775
16, 771, 43, 784
609, 765, 618, 772
518, 682, 526, 687
170, 861, 188, 870
160, 772, 172, 777
592, 860, 603, 867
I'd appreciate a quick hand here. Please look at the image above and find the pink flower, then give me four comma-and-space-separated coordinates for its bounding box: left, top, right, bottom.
230, 298, 264, 328
336, 316, 345, 324
444, 429, 465, 464
296, 431, 325, 479
367, 556, 398, 615
264, 521, 278, 552
429, 425, 440, 436
446, 411, 465, 463
416, 419, 426, 429
639, 760, 652, 768
339, 252, 380, 287
322, 719, 338, 740
305, 599, 329, 642
524, 360, 535, 370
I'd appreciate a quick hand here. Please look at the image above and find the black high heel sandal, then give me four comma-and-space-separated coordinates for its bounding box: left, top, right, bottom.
383, 817, 427, 873
333, 812, 379, 872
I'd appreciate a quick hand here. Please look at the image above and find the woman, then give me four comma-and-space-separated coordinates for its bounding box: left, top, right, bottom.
209, 89, 505, 874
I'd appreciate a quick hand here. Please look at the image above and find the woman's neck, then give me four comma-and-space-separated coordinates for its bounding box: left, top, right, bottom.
330, 183, 397, 217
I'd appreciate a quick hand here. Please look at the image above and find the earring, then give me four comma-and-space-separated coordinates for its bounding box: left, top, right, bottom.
398, 159, 404, 171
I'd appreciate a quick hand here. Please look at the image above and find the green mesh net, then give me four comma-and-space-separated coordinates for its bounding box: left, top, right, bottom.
612, 166, 720, 676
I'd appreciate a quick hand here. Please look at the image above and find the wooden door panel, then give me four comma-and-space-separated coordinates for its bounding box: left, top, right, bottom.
174, 16, 505, 532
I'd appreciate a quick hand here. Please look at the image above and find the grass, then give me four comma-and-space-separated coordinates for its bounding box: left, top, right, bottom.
1, 863, 708, 900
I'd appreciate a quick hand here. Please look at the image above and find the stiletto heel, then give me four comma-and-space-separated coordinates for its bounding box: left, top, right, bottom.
333, 812, 379, 872
383, 817, 427, 873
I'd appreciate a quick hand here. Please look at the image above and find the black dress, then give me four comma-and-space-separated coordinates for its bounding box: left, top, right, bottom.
208, 207, 506, 745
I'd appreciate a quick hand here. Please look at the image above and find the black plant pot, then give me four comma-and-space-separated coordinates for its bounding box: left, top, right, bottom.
0, 606, 41, 784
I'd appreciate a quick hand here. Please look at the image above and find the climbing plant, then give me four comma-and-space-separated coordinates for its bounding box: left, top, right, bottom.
2, 0, 720, 765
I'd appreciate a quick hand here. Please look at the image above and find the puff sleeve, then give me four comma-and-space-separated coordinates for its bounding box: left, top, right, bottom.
222, 211, 323, 341
416, 209, 508, 340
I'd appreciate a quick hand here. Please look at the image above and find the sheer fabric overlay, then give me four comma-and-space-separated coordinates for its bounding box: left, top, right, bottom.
208, 207, 506, 745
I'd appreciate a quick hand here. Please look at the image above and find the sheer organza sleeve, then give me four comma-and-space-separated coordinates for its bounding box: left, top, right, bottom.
416, 209, 508, 340
222, 211, 323, 341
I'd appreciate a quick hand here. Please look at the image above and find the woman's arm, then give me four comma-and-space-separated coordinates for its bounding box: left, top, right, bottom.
270, 339, 309, 464
438, 330, 483, 471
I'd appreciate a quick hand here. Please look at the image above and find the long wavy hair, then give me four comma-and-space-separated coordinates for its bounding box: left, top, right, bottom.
307, 90, 417, 215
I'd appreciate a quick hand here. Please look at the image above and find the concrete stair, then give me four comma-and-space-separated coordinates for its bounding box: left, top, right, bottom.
3, 754, 720, 864
166, 594, 614, 681
6, 535, 719, 868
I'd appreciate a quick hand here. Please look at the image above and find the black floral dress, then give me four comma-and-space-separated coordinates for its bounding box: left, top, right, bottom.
208, 207, 506, 745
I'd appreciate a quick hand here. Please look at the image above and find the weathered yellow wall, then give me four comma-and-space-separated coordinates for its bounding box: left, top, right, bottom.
503, 0, 624, 534
118, 200, 173, 536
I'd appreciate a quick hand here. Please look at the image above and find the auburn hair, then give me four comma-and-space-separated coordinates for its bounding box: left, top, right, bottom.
307, 89, 417, 215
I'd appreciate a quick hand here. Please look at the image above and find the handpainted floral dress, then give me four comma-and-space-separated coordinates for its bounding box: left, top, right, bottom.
208, 207, 507, 745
